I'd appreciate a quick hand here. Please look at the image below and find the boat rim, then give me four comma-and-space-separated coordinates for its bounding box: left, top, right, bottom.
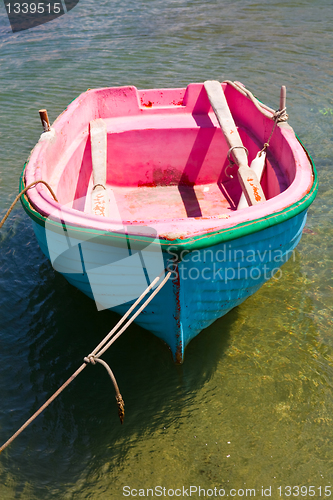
20, 140, 318, 254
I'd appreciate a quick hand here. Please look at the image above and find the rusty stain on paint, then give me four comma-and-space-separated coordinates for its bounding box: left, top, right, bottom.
172, 263, 183, 364
93, 204, 106, 216
175, 341, 183, 364
142, 101, 153, 108
92, 192, 107, 216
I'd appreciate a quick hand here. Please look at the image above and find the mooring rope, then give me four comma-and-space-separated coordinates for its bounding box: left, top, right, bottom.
0, 180, 172, 449
0, 180, 58, 229
0, 271, 171, 453
84, 357, 125, 424
259, 107, 288, 156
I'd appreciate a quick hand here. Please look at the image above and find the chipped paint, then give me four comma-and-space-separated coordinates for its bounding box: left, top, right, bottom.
92, 191, 107, 217
160, 231, 190, 240
172, 263, 184, 364
142, 100, 153, 108
247, 177, 262, 202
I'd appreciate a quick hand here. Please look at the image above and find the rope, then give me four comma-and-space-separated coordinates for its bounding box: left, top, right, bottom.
84, 357, 125, 424
223, 80, 289, 122
223, 80, 276, 118
0, 271, 171, 453
222, 80, 288, 157
0, 180, 58, 230
259, 107, 289, 156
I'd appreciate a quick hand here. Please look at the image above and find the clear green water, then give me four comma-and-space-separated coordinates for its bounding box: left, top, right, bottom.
1, 0, 333, 498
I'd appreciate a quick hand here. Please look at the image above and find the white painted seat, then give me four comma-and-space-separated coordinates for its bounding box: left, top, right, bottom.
90, 118, 109, 217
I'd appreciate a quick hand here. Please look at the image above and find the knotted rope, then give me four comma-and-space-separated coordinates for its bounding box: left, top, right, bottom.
0, 180, 58, 229
259, 107, 289, 156
0, 271, 171, 453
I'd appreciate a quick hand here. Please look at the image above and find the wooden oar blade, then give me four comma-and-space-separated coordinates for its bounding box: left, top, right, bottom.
237, 166, 265, 207
237, 151, 266, 209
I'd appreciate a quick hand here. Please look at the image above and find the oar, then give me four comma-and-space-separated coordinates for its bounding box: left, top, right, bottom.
237, 85, 286, 210
90, 118, 109, 217
204, 80, 266, 207
237, 151, 266, 209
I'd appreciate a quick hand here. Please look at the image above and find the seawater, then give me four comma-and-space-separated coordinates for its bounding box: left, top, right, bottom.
1, 0, 333, 498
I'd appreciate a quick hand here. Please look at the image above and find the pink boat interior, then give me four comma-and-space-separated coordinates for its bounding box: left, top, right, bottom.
26, 82, 313, 233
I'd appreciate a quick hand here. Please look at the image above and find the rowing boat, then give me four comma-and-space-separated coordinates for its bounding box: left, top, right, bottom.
21, 81, 317, 362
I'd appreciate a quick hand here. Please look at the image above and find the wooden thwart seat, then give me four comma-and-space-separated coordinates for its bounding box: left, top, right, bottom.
90, 118, 109, 217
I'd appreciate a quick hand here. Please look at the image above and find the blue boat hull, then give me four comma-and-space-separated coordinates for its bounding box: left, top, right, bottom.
31, 209, 307, 362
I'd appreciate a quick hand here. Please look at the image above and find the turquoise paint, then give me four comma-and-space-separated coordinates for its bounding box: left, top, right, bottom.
31, 210, 307, 362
